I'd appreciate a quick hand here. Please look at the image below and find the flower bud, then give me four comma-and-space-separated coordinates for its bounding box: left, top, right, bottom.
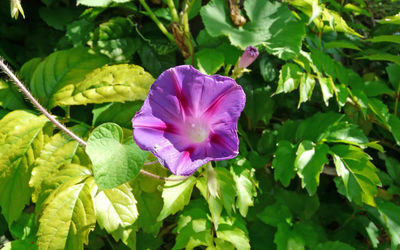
238, 46, 259, 68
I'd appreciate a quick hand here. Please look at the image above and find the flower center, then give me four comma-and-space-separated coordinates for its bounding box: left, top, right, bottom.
184, 118, 210, 143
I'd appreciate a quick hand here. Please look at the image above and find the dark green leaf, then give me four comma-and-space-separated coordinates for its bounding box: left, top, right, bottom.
272, 140, 297, 187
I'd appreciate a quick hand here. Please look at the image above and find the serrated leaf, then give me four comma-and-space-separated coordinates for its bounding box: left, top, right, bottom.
30, 130, 84, 202
54, 64, 154, 106
295, 141, 329, 195
318, 77, 334, 106
375, 198, 400, 247
275, 63, 302, 94
86, 123, 148, 190
196, 175, 223, 228
331, 144, 381, 206
215, 167, 236, 216
201, 0, 305, 58
272, 140, 297, 187
157, 176, 196, 221
0, 80, 27, 110
30, 47, 108, 108
94, 183, 138, 233
298, 74, 316, 107
216, 224, 250, 250
230, 166, 256, 217
0, 111, 48, 223
37, 177, 95, 250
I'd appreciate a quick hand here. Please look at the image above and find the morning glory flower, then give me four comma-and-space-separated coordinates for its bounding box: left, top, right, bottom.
132, 65, 246, 176
238, 46, 259, 68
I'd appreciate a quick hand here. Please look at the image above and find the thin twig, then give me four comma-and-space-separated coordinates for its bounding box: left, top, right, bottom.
0, 58, 87, 147
0, 57, 186, 182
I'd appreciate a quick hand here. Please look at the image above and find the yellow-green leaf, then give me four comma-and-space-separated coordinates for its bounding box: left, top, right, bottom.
0, 111, 48, 223
54, 64, 154, 106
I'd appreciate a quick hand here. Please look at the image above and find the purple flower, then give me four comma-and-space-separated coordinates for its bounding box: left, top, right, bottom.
238, 46, 259, 68
132, 65, 246, 176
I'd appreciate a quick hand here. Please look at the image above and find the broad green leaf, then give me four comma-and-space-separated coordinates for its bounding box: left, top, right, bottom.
298, 74, 316, 107
385, 157, 400, 183
201, 0, 305, 58
386, 64, 400, 90
272, 140, 297, 187
1, 240, 37, 250
66, 19, 95, 47
196, 48, 224, 75
0, 111, 48, 223
244, 86, 275, 126
92, 101, 142, 128
275, 188, 320, 220
389, 114, 400, 145
295, 141, 329, 195
0, 80, 27, 110
257, 203, 292, 227
134, 190, 163, 234
37, 177, 95, 250
318, 77, 334, 106
368, 98, 390, 125
375, 199, 400, 247
157, 176, 196, 221
54, 64, 154, 106
19, 57, 42, 83
89, 17, 140, 62
86, 123, 148, 189
77, 0, 130, 7
331, 144, 381, 206
30, 47, 108, 108
275, 63, 303, 94
367, 35, 400, 44
359, 54, 400, 66
230, 166, 257, 217
315, 241, 355, 250
379, 12, 400, 25
323, 120, 369, 146
324, 40, 361, 50
216, 224, 250, 250
38, 7, 80, 31
363, 81, 394, 97
274, 223, 305, 250
30, 130, 84, 202
215, 167, 236, 216
94, 183, 138, 233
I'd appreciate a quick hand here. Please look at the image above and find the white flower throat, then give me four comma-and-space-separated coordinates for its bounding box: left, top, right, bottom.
184, 118, 210, 143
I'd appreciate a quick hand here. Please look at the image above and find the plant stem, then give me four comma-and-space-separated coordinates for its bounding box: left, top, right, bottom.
138, 0, 175, 43
0, 57, 186, 182
166, 0, 179, 22
0, 58, 87, 147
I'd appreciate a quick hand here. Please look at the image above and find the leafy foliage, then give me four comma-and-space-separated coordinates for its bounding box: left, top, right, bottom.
1, 0, 400, 249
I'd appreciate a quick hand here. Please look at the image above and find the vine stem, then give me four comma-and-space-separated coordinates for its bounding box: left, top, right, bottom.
0, 57, 186, 182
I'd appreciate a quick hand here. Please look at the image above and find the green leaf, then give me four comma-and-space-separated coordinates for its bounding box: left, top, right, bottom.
66, 19, 95, 47
19, 57, 42, 83
0, 111, 48, 223
37, 177, 95, 250
331, 144, 381, 206
195, 48, 225, 75
274, 223, 305, 250
378, 12, 400, 25
86, 123, 147, 189
215, 167, 236, 216
315, 241, 355, 250
272, 140, 297, 187
30, 130, 84, 202
375, 199, 400, 247
363, 81, 394, 97
77, 0, 130, 7
386, 64, 400, 90
89, 17, 140, 62
54, 64, 153, 106
201, 0, 305, 58
39, 7, 80, 31
230, 166, 257, 217
30, 47, 109, 108
0, 80, 27, 110
275, 63, 303, 94
244, 86, 275, 126
298, 74, 316, 107
257, 203, 292, 227
1, 240, 37, 250
216, 224, 250, 250
134, 191, 163, 234
94, 183, 138, 233
367, 35, 400, 44
359, 53, 400, 66
389, 114, 400, 146
92, 101, 142, 128
324, 40, 361, 50
318, 77, 334, 106
157, 176, 196, 221
295, 141, 329, 195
